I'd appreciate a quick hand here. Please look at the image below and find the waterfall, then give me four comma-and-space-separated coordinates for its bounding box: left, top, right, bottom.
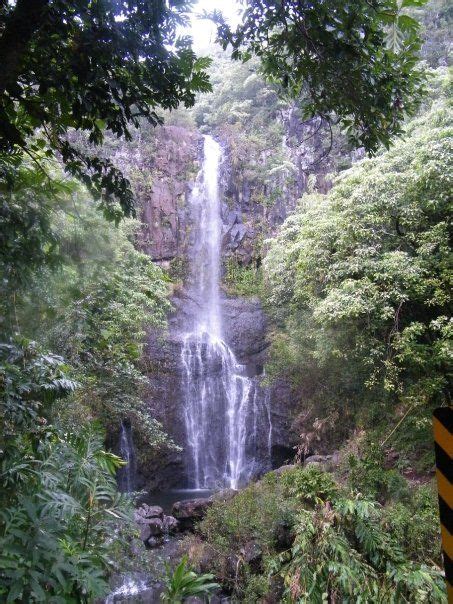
118, 420, 136, 493
181, 135, 272, 490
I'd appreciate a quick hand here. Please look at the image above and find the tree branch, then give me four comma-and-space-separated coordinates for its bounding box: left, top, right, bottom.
0, 0, 49, 96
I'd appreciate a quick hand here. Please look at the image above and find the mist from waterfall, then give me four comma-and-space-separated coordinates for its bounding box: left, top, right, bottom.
181, 135, 272, 490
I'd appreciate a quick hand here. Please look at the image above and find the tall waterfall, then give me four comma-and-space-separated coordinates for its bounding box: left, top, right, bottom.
181, 135, 272, 490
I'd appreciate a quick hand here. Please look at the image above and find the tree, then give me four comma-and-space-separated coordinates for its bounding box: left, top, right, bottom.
0, 340, 131, 602
213, 0, 428, 153
264, 70, 452, 460
0, 0, 211, 220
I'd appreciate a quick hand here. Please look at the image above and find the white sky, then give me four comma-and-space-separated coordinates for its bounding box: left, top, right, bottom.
189, 0, 243, 51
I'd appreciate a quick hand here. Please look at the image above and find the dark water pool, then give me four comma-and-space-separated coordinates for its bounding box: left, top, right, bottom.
141, 488, 213, 513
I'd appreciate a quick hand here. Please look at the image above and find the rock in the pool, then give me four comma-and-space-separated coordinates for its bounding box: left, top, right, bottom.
171, 497, 212, 530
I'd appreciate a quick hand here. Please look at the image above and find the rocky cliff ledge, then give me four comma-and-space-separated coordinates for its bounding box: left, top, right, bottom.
127, 125, 298, 489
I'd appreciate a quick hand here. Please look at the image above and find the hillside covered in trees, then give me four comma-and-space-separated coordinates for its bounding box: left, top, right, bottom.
0, 1, 451, 602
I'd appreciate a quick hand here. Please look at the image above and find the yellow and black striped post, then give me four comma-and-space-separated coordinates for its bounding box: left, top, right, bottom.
433, 407, 452, 602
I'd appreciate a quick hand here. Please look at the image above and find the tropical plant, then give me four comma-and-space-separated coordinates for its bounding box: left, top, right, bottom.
0, 340, 132, 602
184, 467, 445, 602
0, 339, 77, 444
1, 424, 131, 602
0, 0, 211, 220
2, 172, 174, 456
264, 71, 452, 462
160, 555, 219, 603
275, 492, 445, 602
214, 0, 429, 153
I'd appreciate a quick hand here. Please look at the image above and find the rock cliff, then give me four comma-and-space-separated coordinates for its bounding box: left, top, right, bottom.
123, 124, 299, 489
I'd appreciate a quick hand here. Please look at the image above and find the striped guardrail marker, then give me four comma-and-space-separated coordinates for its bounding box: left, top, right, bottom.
433, 407, 452, 602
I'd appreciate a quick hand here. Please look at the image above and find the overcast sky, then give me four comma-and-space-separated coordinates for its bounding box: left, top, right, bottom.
189, 0, 242, 50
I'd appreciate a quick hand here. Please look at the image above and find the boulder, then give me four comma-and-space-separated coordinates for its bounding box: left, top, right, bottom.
163, 515, 179, 534
134, 504, 164, 522
140, 525, 164, 548
273, 464, 299, 475
222, 297, 268, 360
139, 518, 164, 546
304, 454, 332, 469
172, 497, 212, 519
146, 517, 164, 536
172, 497, 213, 530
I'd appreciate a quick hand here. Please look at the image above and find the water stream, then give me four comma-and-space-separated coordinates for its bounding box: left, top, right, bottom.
106, 135, 272, 603
118, 420, 136, 493
181, 135, 272, 490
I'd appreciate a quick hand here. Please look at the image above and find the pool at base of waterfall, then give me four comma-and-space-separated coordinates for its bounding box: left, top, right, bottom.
104, 536, 183, 604
141, 488, 214, 513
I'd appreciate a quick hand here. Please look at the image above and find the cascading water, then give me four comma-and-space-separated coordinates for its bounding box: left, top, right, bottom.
181, 135, 272, 490
118, 420, 136, 493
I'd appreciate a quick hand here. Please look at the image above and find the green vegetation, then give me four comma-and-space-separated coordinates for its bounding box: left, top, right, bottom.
1, 163, 173, 456
0, 1, 450, 601
224, 257, 263, 297
214, 0, 428, 153
161, 556, 219, 603
184, 466, 444, 602
0, 0, 211, 220
264, 70, 452, 466
0, 340, 132, 602
0, 160, 172, 599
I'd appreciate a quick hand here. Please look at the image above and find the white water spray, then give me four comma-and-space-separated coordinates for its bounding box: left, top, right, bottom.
118, 420, 135, 493
181, 136, 272, 489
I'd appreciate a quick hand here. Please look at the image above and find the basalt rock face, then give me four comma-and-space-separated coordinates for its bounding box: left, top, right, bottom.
143, 292, 296, 490
137, 126, 202, 264
135, 125, 298, 490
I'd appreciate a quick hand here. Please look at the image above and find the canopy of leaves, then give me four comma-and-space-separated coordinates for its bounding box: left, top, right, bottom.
0, 0, 211, 219
264, 69, 452, 461
214, 0, 428, 153
0, 135, 174, 599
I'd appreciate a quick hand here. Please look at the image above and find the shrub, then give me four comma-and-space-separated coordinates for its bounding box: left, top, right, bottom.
275, 495, 446, 603
223, 257, 263, 298
347, 442, 410, 503
280, 465, 339, 504
190, 467, 446, 603
200, 475, 296, 553
382, 485, 442, 565
160, 556, 219, 603
0, 340, 132, 602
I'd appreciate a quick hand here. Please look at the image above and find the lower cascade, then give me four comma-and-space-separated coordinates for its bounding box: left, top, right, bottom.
181, 135, 272, 490
118, 420, 136, 493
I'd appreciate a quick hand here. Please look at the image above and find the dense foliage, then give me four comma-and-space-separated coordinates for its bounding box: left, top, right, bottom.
0, 0, 211, 219
0, 156, 173, 598
0, 1, 450, 601
184, 466, 445, 602
215, 0, 429, 152
0, 341, 132, 602
265, 70, 452, 464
